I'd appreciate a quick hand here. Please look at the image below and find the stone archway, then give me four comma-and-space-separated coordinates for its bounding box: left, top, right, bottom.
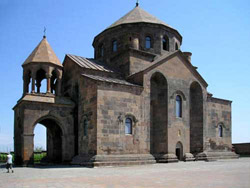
190, 81, 203, 154
33, 117, 63, 163
150, 72, 168, 155
176, 142, 183, 161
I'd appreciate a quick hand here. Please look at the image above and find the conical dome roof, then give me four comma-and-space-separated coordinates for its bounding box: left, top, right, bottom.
22, 37, 62, 67
107, 5, 173, 30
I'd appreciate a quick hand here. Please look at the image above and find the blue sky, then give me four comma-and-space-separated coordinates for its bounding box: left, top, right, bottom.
0, 0, 249, 152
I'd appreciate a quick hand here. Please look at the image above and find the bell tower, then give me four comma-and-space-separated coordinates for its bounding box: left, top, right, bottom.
13, 36, 75, 166
22, 36, 63, 96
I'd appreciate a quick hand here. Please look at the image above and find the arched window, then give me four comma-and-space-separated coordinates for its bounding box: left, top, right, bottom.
112, 40, 117, 52
145, 36, 151, 49
125, 118, 132, 134
176, 95, 182, 117
163, 36, 169, 51
175, 43, 179, 50
36, 68, 46, 93
99, 44, 104, 57
51, 70, 58, 95
219, 124, 223, 137
83, 119, 88, 136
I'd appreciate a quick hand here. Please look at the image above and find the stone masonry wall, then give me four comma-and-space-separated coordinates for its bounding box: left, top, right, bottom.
233, 143, 250, 155
14, 97, 74, 165
143, 54, 207, 155
96, 82, 146, 155
205, 97, 232, 151
78, 77, 98, 156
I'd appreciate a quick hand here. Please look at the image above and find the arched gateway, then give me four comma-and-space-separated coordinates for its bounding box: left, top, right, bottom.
34, 118, 63, 163
13, 36, 75, 166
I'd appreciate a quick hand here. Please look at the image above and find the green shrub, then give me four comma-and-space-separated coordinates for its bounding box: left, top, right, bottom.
34, 152, 47, 164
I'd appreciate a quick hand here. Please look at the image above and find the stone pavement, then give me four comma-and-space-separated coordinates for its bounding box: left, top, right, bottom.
0, 158, 249, 188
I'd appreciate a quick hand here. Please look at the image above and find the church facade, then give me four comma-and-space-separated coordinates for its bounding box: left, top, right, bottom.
13, 4, 238, 166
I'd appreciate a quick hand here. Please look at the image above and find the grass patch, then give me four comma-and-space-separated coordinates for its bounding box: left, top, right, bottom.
1, 152, 47, 164
0, 153, 8, 163
34, 152, 47, 164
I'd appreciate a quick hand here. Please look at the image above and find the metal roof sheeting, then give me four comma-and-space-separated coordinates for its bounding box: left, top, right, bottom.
67, 54, 113, 72
82, 74, 140, 87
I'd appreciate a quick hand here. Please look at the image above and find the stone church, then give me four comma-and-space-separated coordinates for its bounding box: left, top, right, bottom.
13, 4, 238, 166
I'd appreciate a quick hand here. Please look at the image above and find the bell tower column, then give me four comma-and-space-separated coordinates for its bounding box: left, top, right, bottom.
46, 73, 52, 93
31, 72, 36, 93
56, 71, 63, 96
57, 78, 62, 96
23, 75, 29, 94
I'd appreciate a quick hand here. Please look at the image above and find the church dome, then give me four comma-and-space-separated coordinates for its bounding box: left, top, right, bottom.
93, 5, 182, 72
107, 5, 175, 31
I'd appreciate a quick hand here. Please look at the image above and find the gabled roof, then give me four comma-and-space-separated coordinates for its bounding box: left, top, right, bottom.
107, 6, 173, 30
23, 37, 62, 67
129, 51, 208, 88
82, 74, 140, 87
66, 54, 114, 73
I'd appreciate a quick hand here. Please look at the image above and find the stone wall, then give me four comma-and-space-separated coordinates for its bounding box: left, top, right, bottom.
205, 97, 232, 151
233, 143, 250, 155
96, 82, 145, 155
78, 77, 98, 156
143, 54, 207, 155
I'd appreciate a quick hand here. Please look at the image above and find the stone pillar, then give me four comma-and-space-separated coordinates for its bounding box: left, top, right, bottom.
56, 78, 62, 96
31, 74, 36, 93
36, 82, 41, 93
47, 129, 53, 161
22, 134, 34, 166
62, 134, 75, 161
132, 37, 139, 50
46, 73, 52, 93
23, 77, 28, 94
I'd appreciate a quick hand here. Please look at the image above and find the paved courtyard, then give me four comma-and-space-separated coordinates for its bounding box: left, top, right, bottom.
0, 158, 249, 188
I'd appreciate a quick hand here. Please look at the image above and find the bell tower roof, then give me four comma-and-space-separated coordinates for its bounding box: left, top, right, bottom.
22, 36, 62, 67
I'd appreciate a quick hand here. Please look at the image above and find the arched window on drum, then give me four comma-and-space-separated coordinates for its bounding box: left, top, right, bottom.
145, 36, 152, 49
176, 95, 182, 118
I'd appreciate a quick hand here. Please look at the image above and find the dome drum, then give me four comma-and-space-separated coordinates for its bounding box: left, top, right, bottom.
93, 23, 181, 76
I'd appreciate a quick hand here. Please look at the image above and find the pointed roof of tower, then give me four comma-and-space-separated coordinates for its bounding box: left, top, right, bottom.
107, 5, 173, 30
22, 36, 62, 67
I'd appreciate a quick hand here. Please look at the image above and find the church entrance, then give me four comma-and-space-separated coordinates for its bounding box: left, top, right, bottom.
176, 142, 183, 161
33, 118, 63, 164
